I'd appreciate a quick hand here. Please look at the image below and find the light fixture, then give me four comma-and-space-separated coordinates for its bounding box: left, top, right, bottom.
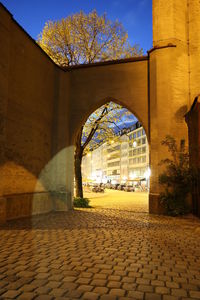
133, 141, 137, 148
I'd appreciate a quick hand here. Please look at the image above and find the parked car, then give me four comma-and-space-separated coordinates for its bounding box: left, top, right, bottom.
92, 185, 105, 193
105, 183, 112, 189
124, 185, 135, 192
114, 184, 120, 190
117, 184, 126, 191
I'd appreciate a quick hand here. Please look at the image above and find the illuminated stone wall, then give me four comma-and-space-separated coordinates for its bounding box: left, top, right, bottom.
0, 0, 200, 221
0, 5, 72, 221
149, 0, 200, 213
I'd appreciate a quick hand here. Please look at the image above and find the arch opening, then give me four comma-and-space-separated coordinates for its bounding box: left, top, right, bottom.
74, 100, 150, 212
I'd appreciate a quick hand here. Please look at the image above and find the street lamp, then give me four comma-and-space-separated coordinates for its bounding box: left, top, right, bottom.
133, 141, 137, 147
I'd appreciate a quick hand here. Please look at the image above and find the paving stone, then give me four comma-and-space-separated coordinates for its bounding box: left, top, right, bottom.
59, 282, 78, 290
100, 269, 113, 275
77, 285, 94, 292
48, 275, 64, 282
121, 276, 135, 283
17, 292, 37, 299
113, 270, 127, 276
155, 286, 171, 295
145, 293, 162, 300
0, 288, 7, 296
127, 290, 144, 299
62, 270, 79, 276
122, 282, 137, 291
93, 287, 108, 294
91, 279, 107, 287
108, 275, 121, 281
49, 288, 65, 297
82, 291, 99, 299
66, 289, 83, 298
93, 273, 108, 280
80, 272, 93, 278
35, 272, 50, 279
62, 276, 77, 282
189, 291, 200, 299
151, 280, 165, 287
137, 284, 154, 293
31, 279, 48, 287
0, 204, 200, 300
128, 271, 142, 278
100, 295, 117, 300
109, 288, 125, 297
163, 296, 179, 300
6, 281, 24, 290
143, 273, 156, 280
76, 277, 92, 285
0, 281, 9, 289
34, 296, 53, 300
35, 286, 52, 294
136, 277, 150, 285
17, 271, 36, 278
166, 281, 179, 288
181, 283, 199, 290
2, 290, 22, 299
19, 284, 36, 292
45, 281, 62, 289
171, 288, 188, 297
107, 281, 121, 288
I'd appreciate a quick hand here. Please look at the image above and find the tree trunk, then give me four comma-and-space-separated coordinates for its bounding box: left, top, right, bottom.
75, 126, 84, 198
74, 151, 83, 198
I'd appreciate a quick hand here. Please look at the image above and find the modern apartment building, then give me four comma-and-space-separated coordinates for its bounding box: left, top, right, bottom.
82, 122, 149, 186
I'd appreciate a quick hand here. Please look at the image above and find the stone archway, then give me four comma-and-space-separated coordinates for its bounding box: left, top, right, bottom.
73, 99, 150, 211
1, 0, 200, 222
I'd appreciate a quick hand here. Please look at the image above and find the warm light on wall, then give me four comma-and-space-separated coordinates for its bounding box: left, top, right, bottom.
130, 173, 136, 180
145, 167, 151, 179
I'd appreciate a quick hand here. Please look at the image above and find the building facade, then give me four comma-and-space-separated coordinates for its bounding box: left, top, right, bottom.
82, 122, 149, 186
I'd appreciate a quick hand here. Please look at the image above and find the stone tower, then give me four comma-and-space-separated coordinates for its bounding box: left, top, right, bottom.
149, 0, 200, 213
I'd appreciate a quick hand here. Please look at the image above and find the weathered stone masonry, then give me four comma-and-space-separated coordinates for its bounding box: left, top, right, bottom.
0, 0, 200, 222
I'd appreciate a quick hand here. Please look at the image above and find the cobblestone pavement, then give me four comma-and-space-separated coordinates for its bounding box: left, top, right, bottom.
84, 190, 148, 213
0, 195, 200, 299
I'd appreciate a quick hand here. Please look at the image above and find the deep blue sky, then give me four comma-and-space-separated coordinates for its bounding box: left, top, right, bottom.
1, 0, 152, 54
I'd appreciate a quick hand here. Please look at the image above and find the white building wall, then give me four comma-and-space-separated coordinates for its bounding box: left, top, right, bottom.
82, 124, 149, 185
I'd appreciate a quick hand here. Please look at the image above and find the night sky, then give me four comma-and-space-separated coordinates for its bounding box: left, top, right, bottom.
1, 0, 152, 54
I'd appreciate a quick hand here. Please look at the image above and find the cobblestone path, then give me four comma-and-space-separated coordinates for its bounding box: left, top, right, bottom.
0, 205, 200, 299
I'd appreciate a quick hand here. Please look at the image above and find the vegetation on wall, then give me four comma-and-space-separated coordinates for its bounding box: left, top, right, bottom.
159, 135, 194, 216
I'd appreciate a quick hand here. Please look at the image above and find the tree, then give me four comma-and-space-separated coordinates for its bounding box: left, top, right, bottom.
37, 10, 143, 67
38, 10, 142, 198
75, 102, 134, 198
159, 136, 195, 216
